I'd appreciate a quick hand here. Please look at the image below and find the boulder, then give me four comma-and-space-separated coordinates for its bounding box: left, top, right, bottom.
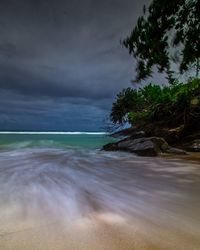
129, 131, 146, 140
110, 127, 137, 138
183, 133, 200, 143
164, 147, 187, 155
111, 128, 146, 139
183, 139, 200, 152
152, 125, 185, 144
102, 143, 118, 151
117, 137, 161, 156
103, 137, 186, 157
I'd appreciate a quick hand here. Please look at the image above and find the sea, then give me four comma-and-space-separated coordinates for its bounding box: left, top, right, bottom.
0, 131, 115, 150
0, 131, 200, 249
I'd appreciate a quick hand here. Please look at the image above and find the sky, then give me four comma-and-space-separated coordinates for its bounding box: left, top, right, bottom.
0, 0, 151, 131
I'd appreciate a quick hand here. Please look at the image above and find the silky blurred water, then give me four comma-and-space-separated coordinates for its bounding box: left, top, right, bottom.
0, 133, 200, 249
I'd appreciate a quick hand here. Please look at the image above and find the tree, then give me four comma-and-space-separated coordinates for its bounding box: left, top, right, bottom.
110, 88, 143, 124
174, 0, 200, 77
123, 0, 200, 82
110, 79, 200, 127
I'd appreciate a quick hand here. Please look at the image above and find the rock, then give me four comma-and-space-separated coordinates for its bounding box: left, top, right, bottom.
183, 133, 200, 143
111, 128, 137, 138
103, 136, 187, 157
130, 131, 146, 140
153, 125, 185, 144
102, 143, 118, 151
111, 128, 145, 139
183, 139, 200, 152
168, 125, 185, 134
118, 137, 163, 156
164, 147, 187, 155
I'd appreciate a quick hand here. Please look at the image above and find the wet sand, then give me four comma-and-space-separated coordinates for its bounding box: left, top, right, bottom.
0, 148, 200, 249
178, 152, 200, 164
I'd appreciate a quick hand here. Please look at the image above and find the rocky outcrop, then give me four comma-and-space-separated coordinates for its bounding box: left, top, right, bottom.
111, 128, 146, 139
103, 143, 119, 151
182, 133, 200, 143
144, 125, 185, 144
183, 139, 200, 152
102, 136, 187, 157
117, 137, 167, 156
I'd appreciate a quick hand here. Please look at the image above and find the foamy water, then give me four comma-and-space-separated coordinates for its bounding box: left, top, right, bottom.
0, 145, 200, 249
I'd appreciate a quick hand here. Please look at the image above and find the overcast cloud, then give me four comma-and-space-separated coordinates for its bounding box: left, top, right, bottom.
0, 0, 151, 131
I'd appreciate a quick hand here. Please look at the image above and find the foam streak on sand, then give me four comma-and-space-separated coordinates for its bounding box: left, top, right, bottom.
0, 148, 200, 249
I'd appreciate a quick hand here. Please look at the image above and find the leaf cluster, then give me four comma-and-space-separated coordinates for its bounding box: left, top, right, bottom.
123, 0, 200, 81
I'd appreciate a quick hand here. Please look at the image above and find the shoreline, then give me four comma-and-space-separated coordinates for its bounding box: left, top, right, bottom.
162, 152, 200, 164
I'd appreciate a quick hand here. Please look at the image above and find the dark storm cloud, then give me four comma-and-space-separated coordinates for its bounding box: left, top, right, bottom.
0, 90, 109, 131
0, 0, 150, 130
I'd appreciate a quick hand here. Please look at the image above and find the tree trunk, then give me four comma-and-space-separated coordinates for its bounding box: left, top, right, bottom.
196, 58, 200, 78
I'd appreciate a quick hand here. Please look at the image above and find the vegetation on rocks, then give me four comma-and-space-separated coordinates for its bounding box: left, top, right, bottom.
111, 79, 200, 131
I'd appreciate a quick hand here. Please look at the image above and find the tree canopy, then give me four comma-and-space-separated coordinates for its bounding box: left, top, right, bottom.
110, 79, 200, 128
123, 0, 200, 82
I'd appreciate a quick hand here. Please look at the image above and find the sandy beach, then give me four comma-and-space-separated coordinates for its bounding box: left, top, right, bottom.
0, 148, 200, 249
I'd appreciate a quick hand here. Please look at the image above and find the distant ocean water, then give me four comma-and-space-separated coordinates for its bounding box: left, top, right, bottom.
0, 131, 115, 150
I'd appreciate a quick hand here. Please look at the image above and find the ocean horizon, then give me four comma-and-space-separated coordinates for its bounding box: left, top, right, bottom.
0, 131, 108, 135
0, 131, 114, 150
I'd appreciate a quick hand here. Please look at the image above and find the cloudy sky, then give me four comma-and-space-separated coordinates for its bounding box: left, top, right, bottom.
0, 0, 150, 131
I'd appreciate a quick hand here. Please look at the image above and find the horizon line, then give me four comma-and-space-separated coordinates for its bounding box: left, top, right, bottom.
0, 131, 108, 135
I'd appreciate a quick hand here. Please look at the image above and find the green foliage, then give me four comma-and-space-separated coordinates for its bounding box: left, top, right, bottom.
110, 79, 200, 126
123, 0, 200, 82
110, 88, 143, 124
128, 110, 151, 124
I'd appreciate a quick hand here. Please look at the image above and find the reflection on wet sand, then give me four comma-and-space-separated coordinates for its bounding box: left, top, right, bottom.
0, 148, 200, 249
